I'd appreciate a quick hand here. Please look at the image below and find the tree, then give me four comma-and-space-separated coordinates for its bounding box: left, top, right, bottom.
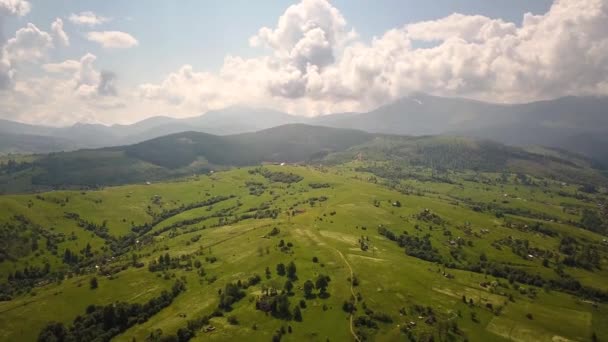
265, 266, 272, 279
293, 306, 302, 322
270, 295, 291, 319
37, 322, 67, 342
312, 256, 318, 263
276, 263, 286, 276
479, 252, 487, 262
286, 261, 297, 280
284, 280, 293, 294
470, 312, 478, 322
303, 280, 314, 298
315, 275, 330, 297
90, 277, 98, 289
342, 300, 355, 313
177, 327, 193, 341
580, 209, 604, 233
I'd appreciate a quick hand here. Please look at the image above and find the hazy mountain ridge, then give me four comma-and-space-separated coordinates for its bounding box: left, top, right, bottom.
1, 124, 605, 194
1, 95, 607, 165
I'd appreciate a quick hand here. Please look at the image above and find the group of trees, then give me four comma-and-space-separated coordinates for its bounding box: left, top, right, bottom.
63, 212, 112, 241
467, 261, 608, 302
2, 263, 55, 300
378, 227, 442, 263
156, 275, 264, 342
580, 209, 605, 234
131, 195, 233, 235
249, 168, 303, 184
246, 181, 266, 196
256, 293, 293, 319
148, 253, 182, 272
415, 209, 445, 225
495, 237, 554, 261
218, 283, 244, 311
1, 215, 65, 261
559, 237, 601, 270
377, 220, 608, 303
37, 280, 186, 342
275, 262, 297, 280
255, 270, 329, 323
303, 274, 331, 298
0, 159, 32, 174
240, 208, 280, 221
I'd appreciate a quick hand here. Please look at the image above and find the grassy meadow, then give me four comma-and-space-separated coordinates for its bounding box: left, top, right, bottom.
0, 164, 607, 341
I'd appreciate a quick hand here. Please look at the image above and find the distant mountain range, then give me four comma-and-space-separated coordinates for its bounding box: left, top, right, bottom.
2, 123, 605, 194
2, 94, 607, 165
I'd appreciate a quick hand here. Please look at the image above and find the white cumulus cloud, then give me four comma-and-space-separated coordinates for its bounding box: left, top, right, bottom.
3, 0, 608, 125
42, 59, 80, 73
86, 31, 138, 49
68, 11, 110, 26
0, 0, 30, 89
4, 23, 53, 62
51, 18, 69, 46
0, 0, 30, 17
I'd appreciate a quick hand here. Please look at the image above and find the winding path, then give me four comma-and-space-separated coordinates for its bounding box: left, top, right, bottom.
334, 249, 361, 342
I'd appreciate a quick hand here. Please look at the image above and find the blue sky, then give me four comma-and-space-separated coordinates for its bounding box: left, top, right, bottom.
4, 0, 553, 87
1, 0, 605, 126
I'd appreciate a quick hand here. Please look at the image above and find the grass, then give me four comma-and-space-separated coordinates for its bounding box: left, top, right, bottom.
0, 164, 607, 341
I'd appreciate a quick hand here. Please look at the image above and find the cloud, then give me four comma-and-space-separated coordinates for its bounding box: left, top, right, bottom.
3, 0, 608, 125
0, 52, 125, 125
0, 0, 30, 17
405, 13, 517, 43
0, 0, 30, 89
51, 18, 69, 46
97, 70, 117, 96
4, 23, 53, 62
250, 0, 355, 62
86, 31, 138, 49
0, 54, 13, 89
73, 53, 102, 97
139, 0, 360, 112
133, 0, 608, 118
42, 59, 80, 73
68, 11, 110, 26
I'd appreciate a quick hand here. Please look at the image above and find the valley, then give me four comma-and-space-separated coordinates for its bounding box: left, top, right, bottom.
2, 0, 608, 341
1, 159, 607, 341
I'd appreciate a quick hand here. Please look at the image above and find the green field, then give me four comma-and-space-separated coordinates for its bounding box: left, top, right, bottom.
1, 163, 607, 341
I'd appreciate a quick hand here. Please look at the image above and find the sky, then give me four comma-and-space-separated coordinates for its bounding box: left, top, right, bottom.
0, 0, 606, 126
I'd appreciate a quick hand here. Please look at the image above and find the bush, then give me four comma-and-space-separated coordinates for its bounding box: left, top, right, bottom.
227, 315, 239, 325
89, 277, 98, 289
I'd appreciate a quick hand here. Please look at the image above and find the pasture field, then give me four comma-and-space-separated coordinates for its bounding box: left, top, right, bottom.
0, 164, 607, 341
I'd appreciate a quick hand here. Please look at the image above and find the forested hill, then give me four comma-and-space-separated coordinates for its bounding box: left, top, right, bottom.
0, 125, 606, 193
0, 125, 372, 192
125, 124, 372, 168
324, 135, 608, 186
3, 95, 608, 166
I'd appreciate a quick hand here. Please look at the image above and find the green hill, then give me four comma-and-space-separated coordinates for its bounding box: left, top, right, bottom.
325, 135, 607, 186
1, 125, 606, 194
0, 125, 373, 192
0, 163, 607, 342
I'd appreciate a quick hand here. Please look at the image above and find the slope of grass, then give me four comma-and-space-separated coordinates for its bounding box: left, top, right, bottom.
0, 164, 606, 341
